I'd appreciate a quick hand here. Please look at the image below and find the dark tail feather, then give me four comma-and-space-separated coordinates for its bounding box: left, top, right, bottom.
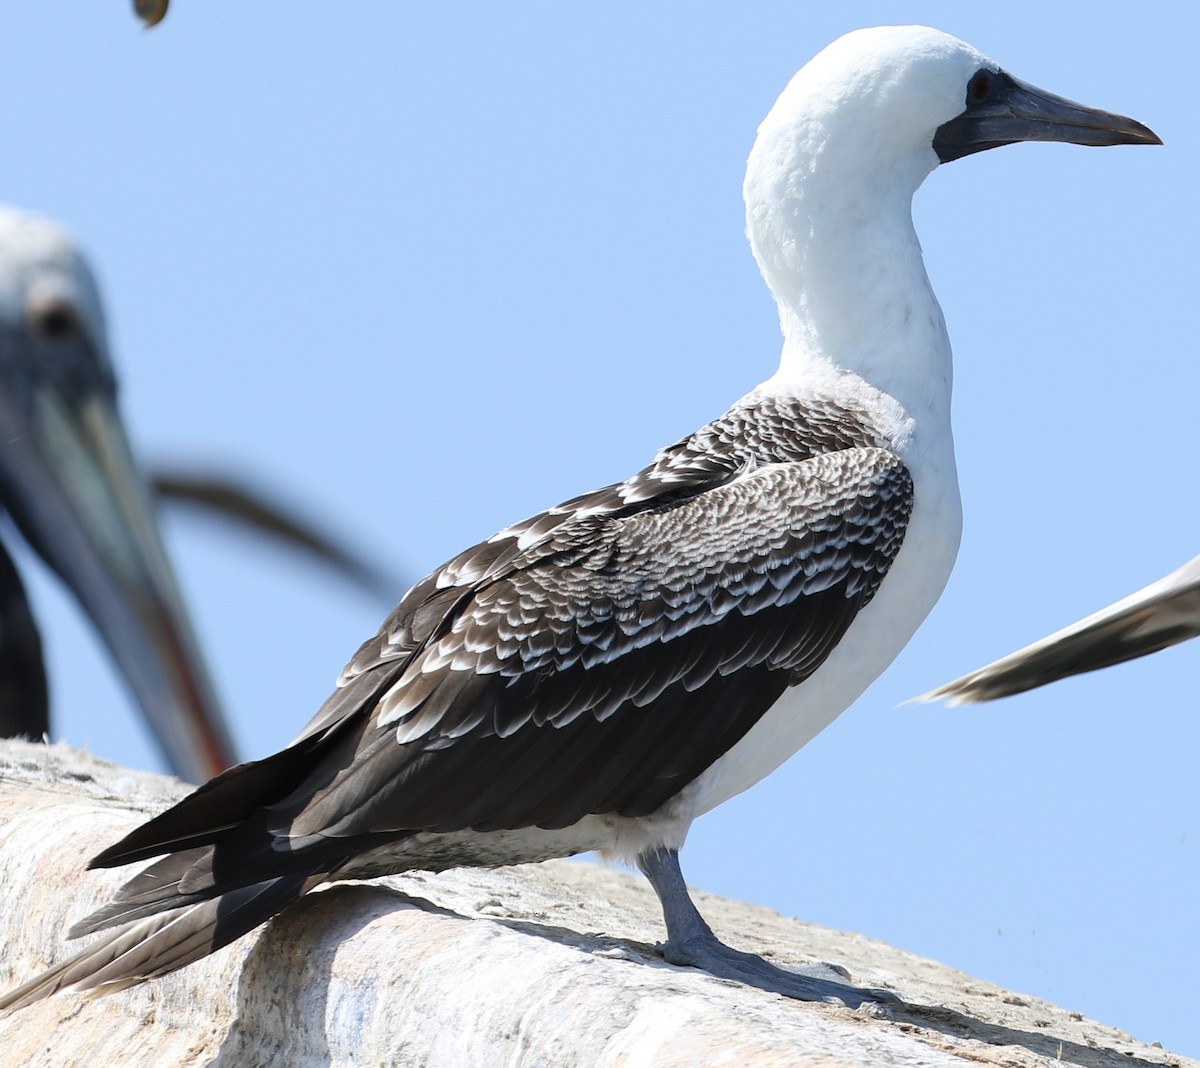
89, 668, 386, 871
67, 848, 215, 937
76, 816, 354, 938
89, 735, 330, 869
0, 869, 326, 1011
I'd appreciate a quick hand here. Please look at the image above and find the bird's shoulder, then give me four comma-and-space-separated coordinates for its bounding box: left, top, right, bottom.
355, 392, 889, 655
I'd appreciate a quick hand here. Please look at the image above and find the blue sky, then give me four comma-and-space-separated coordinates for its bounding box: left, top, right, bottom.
4, 2, 1196, 1055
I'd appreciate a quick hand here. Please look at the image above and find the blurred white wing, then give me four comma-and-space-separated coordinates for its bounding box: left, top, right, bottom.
921, 555, 1200, 704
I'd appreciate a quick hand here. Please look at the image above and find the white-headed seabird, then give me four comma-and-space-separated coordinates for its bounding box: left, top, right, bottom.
0, 26, 1159, 1010
922, 555, 1200, 704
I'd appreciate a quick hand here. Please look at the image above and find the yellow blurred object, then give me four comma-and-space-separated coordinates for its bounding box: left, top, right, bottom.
134, 0, 168, 27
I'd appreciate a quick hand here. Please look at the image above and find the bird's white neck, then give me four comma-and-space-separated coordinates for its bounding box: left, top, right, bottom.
744, 114, 952, 448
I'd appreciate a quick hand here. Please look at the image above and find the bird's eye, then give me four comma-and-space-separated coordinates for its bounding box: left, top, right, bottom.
31, 301, 78, 342
967, 71, 994, 103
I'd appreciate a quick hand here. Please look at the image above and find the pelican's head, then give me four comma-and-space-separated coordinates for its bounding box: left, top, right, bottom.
0, 208, 113, 399
0, 205, 236, 781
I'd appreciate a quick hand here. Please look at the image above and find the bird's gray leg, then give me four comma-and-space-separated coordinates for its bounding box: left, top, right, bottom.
636, 847, 896, 1007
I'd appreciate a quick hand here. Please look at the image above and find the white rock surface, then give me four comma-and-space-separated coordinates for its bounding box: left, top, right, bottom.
0, 738, 1191, 1068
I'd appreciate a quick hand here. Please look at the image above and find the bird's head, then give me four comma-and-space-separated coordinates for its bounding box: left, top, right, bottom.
745, 26, 1159, 349
0, 207, 114, 407
749, 25, 1159, 202
0, 205, 234, 782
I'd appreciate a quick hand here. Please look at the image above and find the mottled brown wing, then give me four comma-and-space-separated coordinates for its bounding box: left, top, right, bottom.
274, 448, 913, 843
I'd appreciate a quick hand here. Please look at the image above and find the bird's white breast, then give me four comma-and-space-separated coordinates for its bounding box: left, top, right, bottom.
688, 390, 961, 817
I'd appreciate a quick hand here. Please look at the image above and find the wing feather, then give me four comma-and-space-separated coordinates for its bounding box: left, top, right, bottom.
275, 447, 911, 842
923, 555, 1200, 703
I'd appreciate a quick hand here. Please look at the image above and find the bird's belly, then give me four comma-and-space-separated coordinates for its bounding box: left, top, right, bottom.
336, 797, 697, 880
688, 455, 962, 816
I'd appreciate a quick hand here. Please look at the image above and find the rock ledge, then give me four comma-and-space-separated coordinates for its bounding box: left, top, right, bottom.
0, 739, 1189, 1068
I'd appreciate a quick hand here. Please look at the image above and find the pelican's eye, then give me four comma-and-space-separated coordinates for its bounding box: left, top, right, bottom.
31, 300, 79, 342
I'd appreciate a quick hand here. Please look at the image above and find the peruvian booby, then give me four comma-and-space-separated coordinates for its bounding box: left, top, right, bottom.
0, 206, 398, 770
0, 26, 1159, 1010
922, 555, 1200, 704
